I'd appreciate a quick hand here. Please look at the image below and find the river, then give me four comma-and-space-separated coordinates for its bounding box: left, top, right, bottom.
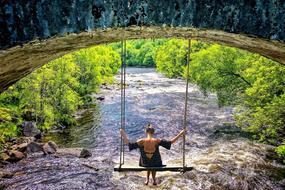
1, 68, 284, 190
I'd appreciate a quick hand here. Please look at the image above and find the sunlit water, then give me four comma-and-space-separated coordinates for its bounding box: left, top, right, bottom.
1, 68, 284, 190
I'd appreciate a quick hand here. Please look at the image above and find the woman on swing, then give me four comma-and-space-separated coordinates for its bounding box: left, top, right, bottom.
120, 123, 186, 186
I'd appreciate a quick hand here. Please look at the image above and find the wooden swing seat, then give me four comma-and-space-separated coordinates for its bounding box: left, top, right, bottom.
114, 164, 193, 172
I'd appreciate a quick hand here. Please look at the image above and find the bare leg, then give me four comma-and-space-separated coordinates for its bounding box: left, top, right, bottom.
145, 170, 150, 185
151, 170, 157, 185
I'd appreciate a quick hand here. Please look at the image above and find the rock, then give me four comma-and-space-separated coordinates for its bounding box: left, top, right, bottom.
93, 94, 105, 101
56, 148, 82, 157
97, 96, 105, 101
79, 149, 92, 158
34, 133, 42, 140
20, 121, 41, 137
43, 141, 58, 154
0, 171, 14, 178
12, 143, 28, 152
27, 142, 43, 154
8, 150, 25, 162
15, 137, 35, 144
0, 160, 9, 168
0, 153, 10, 162
104, 86, 112, 90
6, 137, 17, 143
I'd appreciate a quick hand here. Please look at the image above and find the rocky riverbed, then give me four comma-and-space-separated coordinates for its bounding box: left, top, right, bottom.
1, 68, 284, 190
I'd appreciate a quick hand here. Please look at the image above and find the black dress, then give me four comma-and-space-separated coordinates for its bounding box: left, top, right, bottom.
128, 139, 171, 167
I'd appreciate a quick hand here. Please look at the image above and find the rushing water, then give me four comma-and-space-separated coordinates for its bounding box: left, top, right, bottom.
1, 68, 284, 190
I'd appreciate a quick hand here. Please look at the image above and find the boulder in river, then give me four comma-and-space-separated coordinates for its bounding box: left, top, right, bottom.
20, 121, 41, 137
43, 141, 58, 155
93, 94, 105, 101
56, 148, 82, 157
34, 133, 42, 140
0, 153, 10, 162
0, 160, 9, 168
27, 142, 43, 154
11, 142, 28, 152
0, 170, 14, 179
79, 149, 92, 158
8, 150, 25, 162
97, 97, 105, 101
16, 137, 35, 144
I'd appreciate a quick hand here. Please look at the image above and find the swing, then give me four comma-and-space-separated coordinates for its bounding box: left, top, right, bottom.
114, 39, 193, 173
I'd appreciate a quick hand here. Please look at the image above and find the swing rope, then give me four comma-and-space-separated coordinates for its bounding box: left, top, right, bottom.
118, 38, 191, 171
119, 40, 127, 167
182, 39, 191, 169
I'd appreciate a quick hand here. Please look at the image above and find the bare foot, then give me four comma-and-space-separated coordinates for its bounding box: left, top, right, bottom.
144, 180, 149, 185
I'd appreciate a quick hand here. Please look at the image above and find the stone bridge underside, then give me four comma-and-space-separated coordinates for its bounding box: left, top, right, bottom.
0, 0, 285, 92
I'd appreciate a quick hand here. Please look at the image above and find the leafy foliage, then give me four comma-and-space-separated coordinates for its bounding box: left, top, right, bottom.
154, 40, 285, 153
0, 45, 121, 143
276, 142, 285, 163
0, 108, 18, 147
110, 39, 166, 67
155, 39, 210, 78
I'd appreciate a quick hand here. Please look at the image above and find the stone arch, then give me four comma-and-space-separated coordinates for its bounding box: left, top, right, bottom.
1, 1, 285, 92
1, 26, 285, 92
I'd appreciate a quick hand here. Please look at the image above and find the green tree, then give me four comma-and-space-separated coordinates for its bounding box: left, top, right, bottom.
0, 43, 121, 143
154, 39, 285, 158
155, 39, 210, 78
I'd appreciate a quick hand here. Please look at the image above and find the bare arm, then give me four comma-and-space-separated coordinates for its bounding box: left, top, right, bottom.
120, 129, 129, 145
170, 129, 186, 144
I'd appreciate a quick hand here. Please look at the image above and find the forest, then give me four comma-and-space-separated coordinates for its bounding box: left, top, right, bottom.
0, 39, 284, 162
